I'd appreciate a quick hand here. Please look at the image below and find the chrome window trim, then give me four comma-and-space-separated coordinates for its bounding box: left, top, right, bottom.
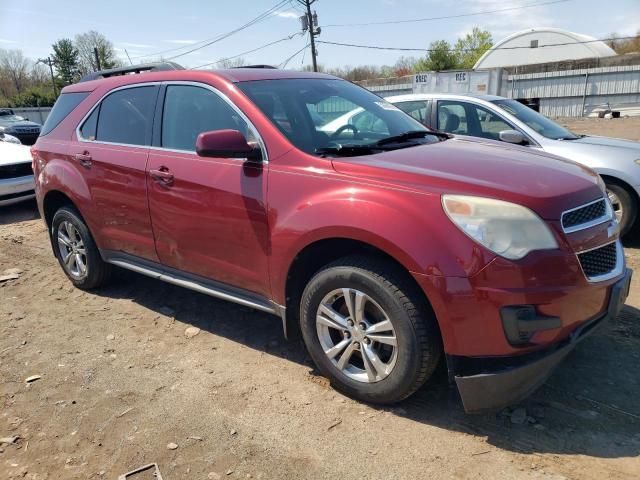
561, 197, 613, 234
76, 80, 269, 163
160, 81, 268, 162
75, 81, 161, 148
576, 239, 624, 283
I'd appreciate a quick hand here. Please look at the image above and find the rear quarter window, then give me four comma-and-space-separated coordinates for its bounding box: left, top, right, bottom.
41, 92, 90, 136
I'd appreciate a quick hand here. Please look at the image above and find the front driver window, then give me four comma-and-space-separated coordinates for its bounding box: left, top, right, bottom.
473, 105, 513, 140
162, 85, 250, 151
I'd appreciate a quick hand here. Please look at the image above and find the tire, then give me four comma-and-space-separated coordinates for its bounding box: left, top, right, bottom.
605, 181, 637, 237
51, 206, 112, 289
299, 255, 441, 404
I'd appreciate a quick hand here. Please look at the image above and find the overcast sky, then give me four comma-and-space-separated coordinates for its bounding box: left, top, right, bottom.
1, 0, 639, 69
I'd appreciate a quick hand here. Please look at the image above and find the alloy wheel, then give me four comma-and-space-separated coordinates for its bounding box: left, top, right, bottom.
608, 189, 623, 224
316, 288, 398, 383
57, 220, 88, 279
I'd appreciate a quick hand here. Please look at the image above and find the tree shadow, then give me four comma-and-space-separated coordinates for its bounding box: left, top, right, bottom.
92, 268, 640, 461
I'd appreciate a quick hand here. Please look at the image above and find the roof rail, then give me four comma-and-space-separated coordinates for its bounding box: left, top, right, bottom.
232, 65, 277, 69
79, 62, 185, 83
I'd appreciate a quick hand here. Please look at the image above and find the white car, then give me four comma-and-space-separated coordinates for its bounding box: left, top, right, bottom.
386, 93, 640, 235
0, 141, 35, 206
0, 131, 22, 144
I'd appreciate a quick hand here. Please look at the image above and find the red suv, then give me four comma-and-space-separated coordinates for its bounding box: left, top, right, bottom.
32, 64, 631, 413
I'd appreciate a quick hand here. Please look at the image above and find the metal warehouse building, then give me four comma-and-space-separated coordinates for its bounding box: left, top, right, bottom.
473, 28, 617, 69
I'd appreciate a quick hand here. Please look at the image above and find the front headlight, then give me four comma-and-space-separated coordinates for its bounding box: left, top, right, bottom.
634, 159, 640, 167
442, 195, 558, 260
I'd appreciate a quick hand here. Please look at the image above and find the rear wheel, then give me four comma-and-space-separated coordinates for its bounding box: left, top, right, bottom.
605, 181, 637, 237
299, 255, 441, 404
52, 206, 111, 289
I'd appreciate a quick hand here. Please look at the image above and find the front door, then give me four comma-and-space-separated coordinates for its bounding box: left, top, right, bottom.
146, 83, 271, 297
70, 84, 160, 261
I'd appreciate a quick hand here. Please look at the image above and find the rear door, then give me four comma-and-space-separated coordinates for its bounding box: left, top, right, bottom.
146, 82, 270, 297
70, 84, 160, 261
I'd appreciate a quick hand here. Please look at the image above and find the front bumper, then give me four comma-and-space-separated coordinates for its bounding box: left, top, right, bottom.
0, 174, 35, 206
451, 268, 632, 413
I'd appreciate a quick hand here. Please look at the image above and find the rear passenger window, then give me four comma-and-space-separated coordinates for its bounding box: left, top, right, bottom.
95, 86, 157, 146
162, 85, 249, 151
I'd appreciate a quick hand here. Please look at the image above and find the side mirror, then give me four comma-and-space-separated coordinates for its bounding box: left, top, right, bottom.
196, 129, 262, 161
499, 129, 528, 145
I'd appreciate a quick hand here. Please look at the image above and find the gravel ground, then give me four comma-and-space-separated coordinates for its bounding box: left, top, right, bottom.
1, 117, 639, 479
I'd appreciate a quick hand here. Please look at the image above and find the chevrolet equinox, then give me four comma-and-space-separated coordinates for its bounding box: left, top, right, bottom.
32, 64, 631, 413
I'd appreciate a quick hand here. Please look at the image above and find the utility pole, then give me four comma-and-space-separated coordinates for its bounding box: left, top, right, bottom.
93, 47, 102, 71
298, 0, 320, 72
37, 57, 58, 96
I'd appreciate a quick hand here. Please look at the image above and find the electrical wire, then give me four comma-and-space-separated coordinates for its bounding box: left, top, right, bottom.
190, 33, 302, 69
320, 0, 569, 28
279, 42, 310, 68
132, 0, 290, 60
316, 36, 638, 53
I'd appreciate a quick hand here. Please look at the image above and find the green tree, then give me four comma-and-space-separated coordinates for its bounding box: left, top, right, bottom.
416, 40, 459, 71
74, 31, 120, 74
455, 27, 493, 69
51, 38, 80, 85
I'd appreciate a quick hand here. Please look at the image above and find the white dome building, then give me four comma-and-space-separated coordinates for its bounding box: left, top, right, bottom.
473, 28, 616, 69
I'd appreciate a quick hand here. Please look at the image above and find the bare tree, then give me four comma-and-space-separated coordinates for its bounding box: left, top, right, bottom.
74, 31, 119, 74
0, 48, 31, 93
215, 57, 247, 69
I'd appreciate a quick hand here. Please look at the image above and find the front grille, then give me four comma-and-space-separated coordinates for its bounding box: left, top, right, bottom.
0, 163, 33, 180
15, 127, 40, 134
562, 198, 607, 231
578, 242, 618, 279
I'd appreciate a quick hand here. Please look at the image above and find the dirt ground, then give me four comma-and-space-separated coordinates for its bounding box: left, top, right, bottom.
1, 117, 640, 480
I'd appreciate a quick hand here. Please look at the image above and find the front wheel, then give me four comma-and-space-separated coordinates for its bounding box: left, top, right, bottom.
299, 256, 441, 404
606, 182, 637, 237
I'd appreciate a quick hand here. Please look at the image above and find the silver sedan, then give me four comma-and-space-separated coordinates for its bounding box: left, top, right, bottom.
387, 93, 640, 236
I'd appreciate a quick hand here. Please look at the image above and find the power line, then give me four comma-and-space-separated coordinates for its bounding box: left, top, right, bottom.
132, 0, 289, 60
321, 0, 569, 27
190, 33, 302, 69
279, 42, 310, 68
166, 0, 290, 61
317, 36, 637, 53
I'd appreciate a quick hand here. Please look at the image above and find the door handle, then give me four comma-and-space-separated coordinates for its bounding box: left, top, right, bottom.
74, 152, 92, 168
149, 167, 174, 186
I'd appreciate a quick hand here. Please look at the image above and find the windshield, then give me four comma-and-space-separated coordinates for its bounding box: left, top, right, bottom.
0, 114, 26, 123
238, 78, 440, 155
491, 99, 579, 140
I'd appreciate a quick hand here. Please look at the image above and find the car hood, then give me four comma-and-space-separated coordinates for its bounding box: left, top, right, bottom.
572, 135, 640, 151
0, 142, 33, 166
331, 137, 603, 220
0, 119, 41, 128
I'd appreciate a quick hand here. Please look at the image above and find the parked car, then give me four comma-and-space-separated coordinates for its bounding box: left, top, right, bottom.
0, 141, 35, 206
387, 93, 640, 236
0, 130, 22, 144
0, 108, 42, 146
33, 65, 631, 413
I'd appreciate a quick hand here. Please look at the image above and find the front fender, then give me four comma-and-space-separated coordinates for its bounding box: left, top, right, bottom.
268, 165, 494, 304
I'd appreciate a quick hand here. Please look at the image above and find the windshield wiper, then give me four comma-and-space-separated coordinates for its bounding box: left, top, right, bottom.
375, 130, 450, 146
315, 144, 381, 156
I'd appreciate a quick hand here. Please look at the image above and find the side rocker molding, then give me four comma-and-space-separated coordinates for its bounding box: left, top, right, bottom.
100, 250, 288, 336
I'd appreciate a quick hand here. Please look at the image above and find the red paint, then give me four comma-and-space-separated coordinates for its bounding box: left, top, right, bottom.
34, 69, 622, 361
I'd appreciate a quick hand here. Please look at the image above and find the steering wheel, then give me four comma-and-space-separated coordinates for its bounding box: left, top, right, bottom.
330, 124, 359, 140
